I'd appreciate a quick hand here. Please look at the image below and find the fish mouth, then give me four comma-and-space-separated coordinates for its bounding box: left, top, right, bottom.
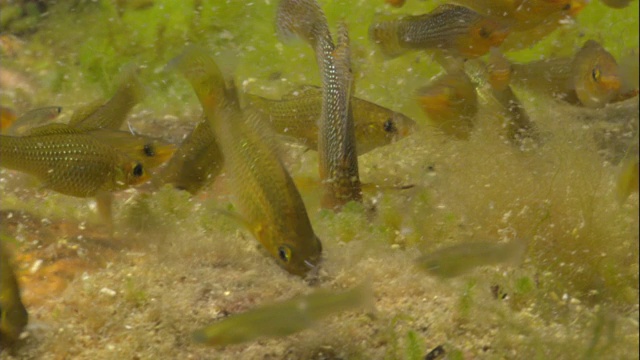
600, 75, 621, 91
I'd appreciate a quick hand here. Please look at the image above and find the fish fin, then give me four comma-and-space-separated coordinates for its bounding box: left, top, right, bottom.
23, 123, 82, 136
8, 106, 62, 136
69, 99, 104, 126
95, 192, 114, 237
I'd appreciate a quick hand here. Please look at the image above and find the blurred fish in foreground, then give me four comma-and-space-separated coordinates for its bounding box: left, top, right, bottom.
246, 86, 416, 155
416, 67, 478, 140
369, 4, 510, 59
416, 239, 527, 278
170, 46, 323, 276
0, 242, 28, 346
277, 0, 362, 210
616, 156, 639, 203
192, 283, 373, 346
0, 124, 149, 197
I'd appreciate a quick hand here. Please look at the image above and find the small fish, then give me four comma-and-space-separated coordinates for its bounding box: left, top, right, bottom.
466, 56, 540, 147
0, 242, 28, 346
70, 66, 145, 131
451, 0, 585, 31
416, 239, 527, 278
246, 87, 416, 155
158, 119, 223, 194
618, 47, 639, 98
416, 68, 478, 140
192, 282, 373, 346
277, 0, 362, 210
616, 156, 639, 203
6, 106, 62, 136
0, 125, 149, 197
170, 46, 322, 276
369, 4, 510, 59
572, 40, 621, 108
499, 40, 620, 108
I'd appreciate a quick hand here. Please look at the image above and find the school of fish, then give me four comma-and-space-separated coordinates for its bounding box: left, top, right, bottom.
0, 0, 637, 350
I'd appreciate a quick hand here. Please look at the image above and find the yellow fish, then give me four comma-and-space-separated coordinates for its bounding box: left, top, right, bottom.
0, 242, 28, 346
246, 86, 416, 155
192, 283, 373, 346
416, 68, 478, 140
572, 40, 621, 108
170, 46, 323, 276
277, 0, 362, 210
0, 125, 148, 197
369, 4, 510, 59
158, 119, 223, 194
494, 40, 620, 108
616, 156, 639, 203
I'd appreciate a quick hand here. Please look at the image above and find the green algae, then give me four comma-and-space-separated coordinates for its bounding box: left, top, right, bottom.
0, 0, 637, 359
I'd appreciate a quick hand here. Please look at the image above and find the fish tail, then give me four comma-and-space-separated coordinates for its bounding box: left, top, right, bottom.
276, 0, 330, 48
118, 64, 147, 106
167, 46, 227, 113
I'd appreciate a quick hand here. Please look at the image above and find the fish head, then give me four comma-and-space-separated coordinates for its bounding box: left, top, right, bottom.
573, 41, 621, 108
271, 232, 323, 277
138, 141, 177, 169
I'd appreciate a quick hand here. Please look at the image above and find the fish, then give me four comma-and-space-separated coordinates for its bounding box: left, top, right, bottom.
0, 124, 149, 197
466, 56, 540, 147
192, 282, 373, 346
277, 0, 362, 210
450, 0, 585, 31
572, 40, 621, 108
369, 4, 510, 59
498, 40, 620, 108
616, 156, 639, 203
416, 68, 478, 140
157, 118, 223, 194
6, 106, 62, 136
245, 86, 417, 155
0, 242, 28, 346
170, 46, 323, 276
85, 128, 176, 170
416, 239, 527, 278
618, 47, 639, 98
69, 66, 145, 131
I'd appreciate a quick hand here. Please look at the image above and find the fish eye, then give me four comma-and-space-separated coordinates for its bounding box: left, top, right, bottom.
278, 245, 292, 263
133, 163, 144, 177
562, 3, 571, 10
592, 66, 601, 82
143, 143, 155, 157
383, 119, 397, 133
